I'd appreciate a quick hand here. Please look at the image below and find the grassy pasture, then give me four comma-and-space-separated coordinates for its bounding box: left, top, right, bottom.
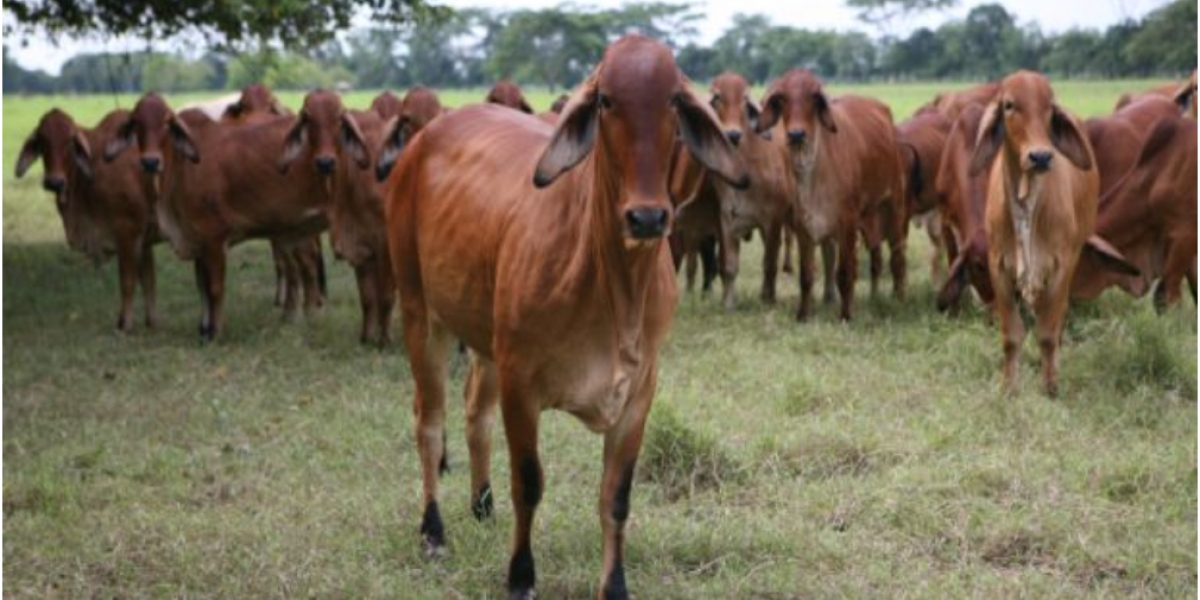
3, 80, 1196, 599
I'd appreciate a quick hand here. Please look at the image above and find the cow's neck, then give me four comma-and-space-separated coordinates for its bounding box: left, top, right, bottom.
571, 149, 661, 367
1001, 154, 1048, 305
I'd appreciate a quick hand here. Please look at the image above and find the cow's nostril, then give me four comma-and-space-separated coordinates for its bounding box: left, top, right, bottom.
140, 156, 161, 173
43, 176, 65, 193
625, 207, 669, 240
787, 129, 807, 146
726, 130, 743, 146
315, 157, 336, 174
1028, 150, 1053, 171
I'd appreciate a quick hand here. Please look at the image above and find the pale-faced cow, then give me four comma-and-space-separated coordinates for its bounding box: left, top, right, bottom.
384, 35, 746, 600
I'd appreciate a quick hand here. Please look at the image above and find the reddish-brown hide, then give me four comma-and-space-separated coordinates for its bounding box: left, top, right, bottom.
384, 35, 745, 600
222, 84, 328, 317
970, 70, 1122, 395
896, 109, 953, 283
104, 90, 367, 340
1072, 115, 1197, 308
16, 108, 161, 332
757, 68, 908, 321
486, 80, 534, 114
934, 103, 995, 312
699, 70, 796, 310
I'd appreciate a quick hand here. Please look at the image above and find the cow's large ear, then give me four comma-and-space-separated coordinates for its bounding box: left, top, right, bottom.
755, 87, 783, 134
1173, 81, 1195, 111
375, 116, 407, 182
104, 118, 136, 162
168, 114, 200, 163
15, 134, 40, 178
341, 112, 370, 170
71, 130, 94, 180
968, 101, 1003, 176
1084, 235, 1140, 276
278, 111, 309, 174
675, 84, 749, 190
815, 91, 837, 133
744, 98, 761, 133
1050, 104, 1092, 171
533, 82, 599, 188
222, 101, 244, 120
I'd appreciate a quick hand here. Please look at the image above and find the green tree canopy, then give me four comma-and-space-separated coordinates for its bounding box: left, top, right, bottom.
5, 0, 452, 50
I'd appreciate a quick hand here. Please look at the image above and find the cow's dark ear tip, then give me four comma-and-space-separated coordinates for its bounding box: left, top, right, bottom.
532, 171, 554, 188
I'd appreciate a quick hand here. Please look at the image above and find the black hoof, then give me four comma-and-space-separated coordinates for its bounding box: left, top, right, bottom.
508, 589, 536, 600
419, 500, 445, 557
472, 482, 494, 520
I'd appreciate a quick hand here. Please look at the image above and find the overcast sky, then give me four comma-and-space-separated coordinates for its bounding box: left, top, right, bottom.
4, 0, 1172, 76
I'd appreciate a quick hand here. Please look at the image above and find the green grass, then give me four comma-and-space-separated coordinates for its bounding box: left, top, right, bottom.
4, 81, 1195, 599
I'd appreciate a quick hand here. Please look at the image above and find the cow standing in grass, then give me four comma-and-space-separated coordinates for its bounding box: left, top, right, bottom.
384, 35, 746, 599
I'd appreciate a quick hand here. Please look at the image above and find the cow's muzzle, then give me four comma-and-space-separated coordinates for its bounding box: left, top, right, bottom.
725, 130, 743, 147
787, 129, 807, 147
42, 175, 66, 193
315, 156, 336, 175
140, 156, 162, 174
625, 206, 669, 240
1027, 150, 1052, 172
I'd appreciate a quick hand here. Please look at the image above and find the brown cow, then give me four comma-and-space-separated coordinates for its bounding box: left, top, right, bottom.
896, 109, 953, 283
384, 36, 746, 600
934, 103, 996, 313
104, 90, 369, 340
486, 79, 534, 113
369, 90, 404, 121
696, 71, 796, 309
919, 81, 1001, 121
1115, 72, 1198, 118
1072, 115, 1197, 309
326, 108, 410, 345
221, 84, 328, 317
15, 108, 160, 332
666, 144, 721, 293
969, 70, 1133, 395
757, 68, 908, 321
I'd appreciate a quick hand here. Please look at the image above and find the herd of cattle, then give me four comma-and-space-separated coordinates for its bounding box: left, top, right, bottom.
14, 35, 1197, 600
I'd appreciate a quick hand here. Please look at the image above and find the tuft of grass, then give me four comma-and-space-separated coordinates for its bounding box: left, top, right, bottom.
639, 404, 743, 501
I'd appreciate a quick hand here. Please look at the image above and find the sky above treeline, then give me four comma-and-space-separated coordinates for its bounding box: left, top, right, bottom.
5, 0, 1173, 75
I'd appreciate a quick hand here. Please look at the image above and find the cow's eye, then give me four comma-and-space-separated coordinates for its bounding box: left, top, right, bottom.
710, 94, 721, 109
1003, 99, 1015, 112
597, 93, 613, 110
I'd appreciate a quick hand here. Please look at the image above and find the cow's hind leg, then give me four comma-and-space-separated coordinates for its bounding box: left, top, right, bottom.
837, 226, 859, 321
1155, 241, 1196, 312
464, 352, 500, 519
402, 315, 454, 555
353, 261, 379, 344
500, 380, 543, 600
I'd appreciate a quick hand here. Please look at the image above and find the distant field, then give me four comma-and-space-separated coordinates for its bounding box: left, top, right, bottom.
3, 80, 1195, 600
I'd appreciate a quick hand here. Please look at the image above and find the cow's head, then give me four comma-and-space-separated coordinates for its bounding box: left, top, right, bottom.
370, 90, 404, 121
708, 71, 759, 147
756, 69, 838, 153
532, 35, 747, 244
279, 89, 369, 177
968, 70, 1091, 187
16, 108, 93, 204
222, 83, 288, 121
487, 80, 534, 114
374, 87, 445, 182
103, 92, 200, 174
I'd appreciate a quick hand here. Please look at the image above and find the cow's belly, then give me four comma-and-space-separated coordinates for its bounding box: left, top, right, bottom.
539, 347, 640, 433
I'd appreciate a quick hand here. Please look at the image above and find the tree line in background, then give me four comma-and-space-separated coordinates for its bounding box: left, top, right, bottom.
4, 0, 1195, 95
